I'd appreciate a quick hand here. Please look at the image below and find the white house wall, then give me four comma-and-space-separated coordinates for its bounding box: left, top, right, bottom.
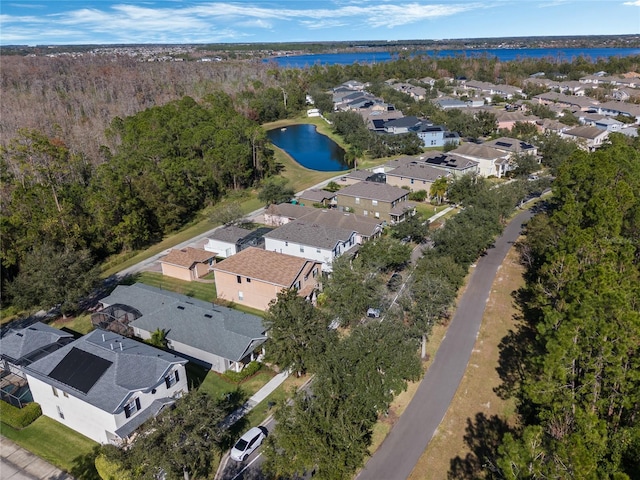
204, 239, 236, 258
264, 238, 334, 272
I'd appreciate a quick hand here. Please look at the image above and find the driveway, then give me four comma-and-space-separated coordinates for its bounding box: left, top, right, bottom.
357, 208, 534, 480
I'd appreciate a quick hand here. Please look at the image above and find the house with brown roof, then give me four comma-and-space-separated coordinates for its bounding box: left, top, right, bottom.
264, 203, 315, 227
296, 208, 383, 243
212, 248, 322, 311
335, 181, 415, 224
385, 161, 449, 194
484, 137, 539, 157
560, 126, 610, 151
449, 143, 511, 178
297, 189, 337, 207
160, 248, 215, 282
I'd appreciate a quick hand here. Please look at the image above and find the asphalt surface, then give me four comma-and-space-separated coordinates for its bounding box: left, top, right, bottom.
357, 208, 534, 480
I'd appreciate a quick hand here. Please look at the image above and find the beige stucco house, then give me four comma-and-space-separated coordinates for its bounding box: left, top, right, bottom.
335, 181, 416, 224
213, 247, 322, 311
160, 248, 215, 282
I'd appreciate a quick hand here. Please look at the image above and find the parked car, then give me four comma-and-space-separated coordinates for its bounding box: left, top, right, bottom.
387, 273, 403, 291
230, 426, 268, 461
367, 308, 381, 318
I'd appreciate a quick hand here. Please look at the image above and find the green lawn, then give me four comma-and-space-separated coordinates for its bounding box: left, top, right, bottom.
187, 363, 276, 400
50, 314, 95, 336
0, 416, 99, 477
134, 271, 217, 302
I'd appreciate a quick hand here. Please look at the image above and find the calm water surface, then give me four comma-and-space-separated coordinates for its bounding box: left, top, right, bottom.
266, 47, 640, 68
267, 124, 348, 172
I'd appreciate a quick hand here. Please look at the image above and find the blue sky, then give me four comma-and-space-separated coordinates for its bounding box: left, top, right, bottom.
1, 1, 639, 46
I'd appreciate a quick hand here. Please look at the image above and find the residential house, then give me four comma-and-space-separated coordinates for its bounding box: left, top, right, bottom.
450, 143, 511, 178
416, 125, 460, 148
579, 114, 624, 132
297, 189, 337, 207
337, 169, 385, 186
1, 322, 74, 381
383, 116, 423, 134
385, 162, 449, 194
263, 219, 358, 272
213, 247, 322, 311
25, 329, 188, 444
592, 101, 640, 123
204, 225, 272, 258
533, 92, 599, 112
159, 247, 215, 282
421, 152, 480, 177
536, 118, 571, 135
294, 208, 383, 243
96, 283, 267, 373
264, 203, 314, 227
560, 126, 610, 151
484, 137, 539, 157
335, 181, 416, 224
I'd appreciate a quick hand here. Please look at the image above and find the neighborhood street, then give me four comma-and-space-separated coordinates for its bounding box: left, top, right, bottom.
357, 207, 534, 480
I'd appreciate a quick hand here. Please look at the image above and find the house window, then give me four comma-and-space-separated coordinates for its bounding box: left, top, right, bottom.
410, 178, 414, 184
124, 398, 141, 418
313, 268, 318, 278
372, 200, 378, 206
316, 248, 321, 254
431, 140, 437, 145
238, 291, 244, 301
375, 212, 380, 218
355, 197, 360, 204
285, 241, 288, 246
294, 281, 301, 290
52, 386, 59, 397
57, 406, 64, 420
63, 391, 69, 398
225, 247, 232, 257
300, 246, 305, 253
363, 210, 368, 216
165, 370, 180, 389
246, 278, 251, 283
237, 275, 242, 284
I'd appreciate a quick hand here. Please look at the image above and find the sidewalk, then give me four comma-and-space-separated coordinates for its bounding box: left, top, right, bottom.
220, 370, 289, 428
0, 436, 73, 480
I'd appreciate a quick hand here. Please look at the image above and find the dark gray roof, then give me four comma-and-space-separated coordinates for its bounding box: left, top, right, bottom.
484, 137, 536, 153
384, 116, 422, 128
265, 203, 314, 219
264, 219, 357, 250
208, 225, 255, 243
105, 284, 267, 363
422, 152, 479, 170
298, 189, 336, 203
386, 162, 446, 182
26, 328, 186, 414
337, 181, 409, 203
298, 209, 383, 238
1, 322, 74, 364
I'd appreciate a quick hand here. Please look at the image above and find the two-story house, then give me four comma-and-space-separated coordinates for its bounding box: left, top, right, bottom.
213, 247, 322, 311
449, 143, 512, 178
25, 329, 188, 444
335, 181, 416, 224
385, 162, 449, 194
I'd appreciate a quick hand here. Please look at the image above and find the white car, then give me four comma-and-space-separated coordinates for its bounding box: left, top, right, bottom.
230, 426, 268, 462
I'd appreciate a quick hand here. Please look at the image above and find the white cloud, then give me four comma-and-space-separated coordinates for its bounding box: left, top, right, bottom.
622, 0, 640, 5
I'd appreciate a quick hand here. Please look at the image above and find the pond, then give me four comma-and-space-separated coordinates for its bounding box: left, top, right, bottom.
267, 123, 349, 171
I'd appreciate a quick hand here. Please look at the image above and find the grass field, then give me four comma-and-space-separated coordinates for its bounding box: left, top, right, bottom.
134, 271, 217, 302
50, 314, 94, 335
408, 245, 523, 480
0, 416, 99, 477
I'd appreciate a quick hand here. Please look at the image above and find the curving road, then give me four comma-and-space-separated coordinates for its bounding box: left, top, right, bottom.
357, 208, 534, 480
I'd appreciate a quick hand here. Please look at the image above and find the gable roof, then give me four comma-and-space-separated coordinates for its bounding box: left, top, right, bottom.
264, 219, 356, 250
384, 116, 422, 128
213, 247, 320, 288
1, 322, 74, 365
386, 162, 446, 182
208, 225, 255, 243
298, 189, 336, 203
26, 328, 186, 413
484, 137, 537, 154
451, 143, 509, 161
264, 203, 315, 220
564, 125, 609, 140
422, 152, 479, 170
337, 181, 409, 203
160, 247, 215, 269
298, 209, 383, 238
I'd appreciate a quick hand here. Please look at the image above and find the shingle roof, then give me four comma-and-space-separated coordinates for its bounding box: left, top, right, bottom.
564, 126, 609, 140
298, 189, 336, 203
451, 143, 508, 160
264, 203, 314, 220
1, 322, 74, 364
213, 247, 319, 287
484, 137, 537, 154
264, 219, 356, 250
101, 284, 266, 363
26, 328, 186, 413
160, 247, 215, 268
422, 152, 479, 170
386, 162, 446, 182
337, 181, 409, 203
208, 225, 255, 243
298, 209, 382, 238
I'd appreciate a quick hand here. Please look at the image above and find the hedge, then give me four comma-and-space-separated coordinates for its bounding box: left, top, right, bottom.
0, 402, 42, 429
95, 454, 132, 480
223, 361, 262, 383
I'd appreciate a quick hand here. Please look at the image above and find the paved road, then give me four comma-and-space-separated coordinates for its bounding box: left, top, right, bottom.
357, 208, 534, 480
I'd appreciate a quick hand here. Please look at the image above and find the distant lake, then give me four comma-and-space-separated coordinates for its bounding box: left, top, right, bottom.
265, 47, 640, 68
267, 124, 348, 172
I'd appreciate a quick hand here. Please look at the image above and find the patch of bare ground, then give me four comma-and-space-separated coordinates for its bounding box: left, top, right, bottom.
407, 245, 524, 480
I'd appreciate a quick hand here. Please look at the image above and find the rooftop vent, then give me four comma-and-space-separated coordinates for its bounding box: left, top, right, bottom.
177, 306, 185, 310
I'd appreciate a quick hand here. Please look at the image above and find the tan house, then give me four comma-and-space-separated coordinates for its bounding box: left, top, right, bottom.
213, 247, 322, 311
335, 181, 415, 224
449, 143, 511, 178
385, 162, 448, 193
160, 248, 216, 282
560, 126, 610, 151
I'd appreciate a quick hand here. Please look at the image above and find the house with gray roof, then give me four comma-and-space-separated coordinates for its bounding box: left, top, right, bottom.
560, 126, 610, 151
24, 328, 188, 444
99, 283, 267, 374
204, 225, 272, 258
1, 322, 74, 378
421, 152, 480, 177
297, 189, 337, 207
264, 203, 315, 227
296, 208, 383, 243
385, 162, 449, 194
264, 219, 358, 272
450, 143, 512, 178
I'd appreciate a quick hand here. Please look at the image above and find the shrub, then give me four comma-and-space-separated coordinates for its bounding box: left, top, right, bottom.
0, 401, 42, 429
408, 190, 428, 202
95, 454, 132, 480
223, 361, 262, 383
